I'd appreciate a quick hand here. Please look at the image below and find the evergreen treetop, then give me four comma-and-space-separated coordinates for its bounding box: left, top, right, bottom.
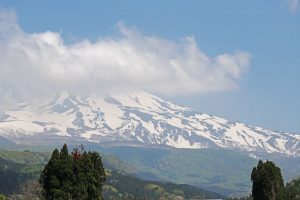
40, 144, 106, 200
251, 160, 285, 200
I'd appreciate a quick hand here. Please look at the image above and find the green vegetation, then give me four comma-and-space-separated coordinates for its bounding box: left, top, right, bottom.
226, 197, 252, 200
251, 160, 285, 200
0, 148, 223, 199
4, 144, 300, 197
0, 193, 7, 200
2, 145, 300, 199
40, 144, 106, 200
0, 156, 40, 196
103, 170, 223, 199
94, 146, 257, 196
0, 150, 49, 165
286, 176, 300, 200
228, 160, 300, 200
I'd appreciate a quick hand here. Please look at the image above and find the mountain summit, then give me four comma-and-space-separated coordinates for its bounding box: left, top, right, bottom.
0, 91, 299, 156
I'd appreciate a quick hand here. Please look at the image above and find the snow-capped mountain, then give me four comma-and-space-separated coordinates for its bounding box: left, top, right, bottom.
0, 91, 299, 156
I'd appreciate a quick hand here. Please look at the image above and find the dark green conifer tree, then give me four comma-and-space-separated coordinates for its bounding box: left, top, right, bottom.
72, 150, 90, 199
88, 151, 106, 199
58, 144, 73, 199
40, 148, 66, 199
40, 144, 106, 200
251, 160, 285, 200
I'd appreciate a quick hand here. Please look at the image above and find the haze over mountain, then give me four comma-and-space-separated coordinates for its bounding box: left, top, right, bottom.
0, 91, 299, 157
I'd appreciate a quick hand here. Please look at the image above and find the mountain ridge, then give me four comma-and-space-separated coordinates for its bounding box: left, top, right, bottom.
0, 91, 299, 157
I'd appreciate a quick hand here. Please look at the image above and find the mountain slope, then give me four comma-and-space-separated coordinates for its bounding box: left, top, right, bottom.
0, 91, 299, 156
0, 149, 224, 199
94, 145, 300, 196
96, 145, 257, 197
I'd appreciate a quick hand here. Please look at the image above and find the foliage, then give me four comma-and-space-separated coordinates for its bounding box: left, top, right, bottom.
225, 196, 253, 200
286, 176, 300, 200
0, 148, 223, 199
0, 193, 7, 200
0, 157, 38, 195
93, 145, 257, 196
251, 160, 285, 200
0, 150, 49, 165
39, 144, 106, 200
103, 170, 223, 200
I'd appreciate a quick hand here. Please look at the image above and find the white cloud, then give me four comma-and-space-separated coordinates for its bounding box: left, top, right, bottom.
0, 9, 251, 108
288, 0, 299, 13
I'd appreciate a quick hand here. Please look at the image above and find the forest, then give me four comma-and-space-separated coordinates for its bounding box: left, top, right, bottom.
0, 145, 223, 200
0, 144, 299, 199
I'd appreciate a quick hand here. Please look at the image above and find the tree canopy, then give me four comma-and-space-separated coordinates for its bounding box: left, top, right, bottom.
286, 176, 300, 200
0, 193, 7, 200
251, 160, 285, 200
39, 144, 106, 200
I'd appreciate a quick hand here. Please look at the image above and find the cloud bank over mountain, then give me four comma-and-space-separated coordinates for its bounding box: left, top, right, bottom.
0, 9, 251, 110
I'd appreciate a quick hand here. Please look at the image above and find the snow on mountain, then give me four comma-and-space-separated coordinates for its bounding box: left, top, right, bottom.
0, 91, 299, 156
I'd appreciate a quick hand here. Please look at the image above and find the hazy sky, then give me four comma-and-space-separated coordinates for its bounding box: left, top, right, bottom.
0, 0, 299, 133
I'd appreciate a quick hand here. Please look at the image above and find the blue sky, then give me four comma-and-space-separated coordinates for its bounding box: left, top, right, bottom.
0, 0, 299, 132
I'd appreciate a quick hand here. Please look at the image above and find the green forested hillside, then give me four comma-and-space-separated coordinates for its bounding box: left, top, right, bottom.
0, 149, 223, 199
104, 170, 223, 200
0, 145, 258, 197
0, 150, 48, 197
286, 176, 300, 200
93, 146, 257, 196
0, 157, 35, 195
